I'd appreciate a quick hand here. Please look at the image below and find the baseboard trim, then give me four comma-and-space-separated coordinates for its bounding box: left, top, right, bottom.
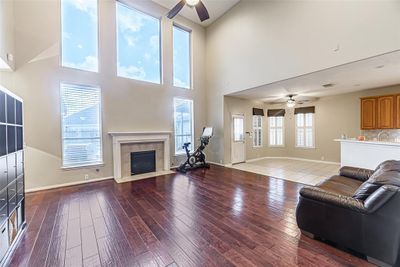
26, 176, 114, 193
245, 156, 340, 165
208, 161, 226, 167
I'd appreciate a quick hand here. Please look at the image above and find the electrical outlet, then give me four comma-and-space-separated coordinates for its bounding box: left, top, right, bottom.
84, 174, 89, 180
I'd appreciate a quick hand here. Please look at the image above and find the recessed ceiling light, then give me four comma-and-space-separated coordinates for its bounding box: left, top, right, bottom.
376, 65, 385, 69
354, 84, 361, 87
322, 83, 335, 88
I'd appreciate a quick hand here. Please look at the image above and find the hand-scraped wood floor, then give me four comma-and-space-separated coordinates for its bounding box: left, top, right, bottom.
9, 165, 372, 267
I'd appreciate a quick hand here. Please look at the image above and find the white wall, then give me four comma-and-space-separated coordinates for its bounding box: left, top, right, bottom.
0, 0, 15, 70
206, 0, 400, 163
0, 0, 207, 190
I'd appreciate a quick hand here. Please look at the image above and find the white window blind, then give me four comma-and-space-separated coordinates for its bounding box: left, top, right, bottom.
253, 115, 262, 147
296, 113, 314, 148
269, 116, 284, 146
174, 98, 194, 154
61, 83, 103, 167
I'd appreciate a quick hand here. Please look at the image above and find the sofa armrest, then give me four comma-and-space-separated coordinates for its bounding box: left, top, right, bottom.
364, 185, 398, 213
339, 166, 374, 181
300, 186, 366, 213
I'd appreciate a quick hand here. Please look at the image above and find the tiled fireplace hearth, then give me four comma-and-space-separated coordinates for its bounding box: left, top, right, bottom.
109, 131, 174, 183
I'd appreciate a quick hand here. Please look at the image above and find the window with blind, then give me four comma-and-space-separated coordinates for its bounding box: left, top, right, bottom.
253, 115, 262, 147
60, 83, 103, 167
173, 25, 191, 89
61, 0, 98, 72
296, 113, 315, 148
174, 98, 194, 155
269, 116, 284, 146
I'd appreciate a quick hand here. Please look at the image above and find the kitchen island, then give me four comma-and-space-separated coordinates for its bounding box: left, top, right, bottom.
335, 139, 400, 170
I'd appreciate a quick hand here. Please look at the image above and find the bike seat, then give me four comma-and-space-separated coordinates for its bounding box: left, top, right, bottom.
183, 142, 191, 146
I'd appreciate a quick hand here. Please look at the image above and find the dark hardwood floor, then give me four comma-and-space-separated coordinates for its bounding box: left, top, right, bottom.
9, 165, 372, 267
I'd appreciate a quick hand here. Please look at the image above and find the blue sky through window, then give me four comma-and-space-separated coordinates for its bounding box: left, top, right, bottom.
61, 0, 98, 72
116, 3, 161, 84
173, 26, 191, 89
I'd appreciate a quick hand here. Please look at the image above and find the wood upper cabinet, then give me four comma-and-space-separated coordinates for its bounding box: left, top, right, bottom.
361, 97, 376, 129
377, 95, 394, 129
397, 95, 400, 128
361, 94, 400, 130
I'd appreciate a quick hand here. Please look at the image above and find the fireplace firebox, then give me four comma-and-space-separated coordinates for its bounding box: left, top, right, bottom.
131, 150, 156, 175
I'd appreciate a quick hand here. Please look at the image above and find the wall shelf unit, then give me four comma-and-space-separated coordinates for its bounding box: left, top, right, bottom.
0, 85, 25, 266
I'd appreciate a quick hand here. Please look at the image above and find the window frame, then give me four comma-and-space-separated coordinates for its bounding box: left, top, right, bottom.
252, 115, 262, 148
115, 1, 163, 84
60, 0, 100, 73
173, 97, 194, 156
295, 113, 315, 149
172, 23, 192, 90
60, 82, 104, 169
268, 116, 285, 147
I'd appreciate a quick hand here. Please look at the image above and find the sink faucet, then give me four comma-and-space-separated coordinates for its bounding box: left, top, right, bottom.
377, 130, 390, 141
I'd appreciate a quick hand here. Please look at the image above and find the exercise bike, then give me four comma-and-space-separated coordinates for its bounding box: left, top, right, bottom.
177, 127, 213, 173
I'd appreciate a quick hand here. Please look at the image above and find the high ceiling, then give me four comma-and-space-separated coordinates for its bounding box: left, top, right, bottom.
152, 0, 240, 27
228, 51, 400, 103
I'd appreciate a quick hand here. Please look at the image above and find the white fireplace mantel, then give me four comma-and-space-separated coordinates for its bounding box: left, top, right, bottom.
109, 131, 172, 181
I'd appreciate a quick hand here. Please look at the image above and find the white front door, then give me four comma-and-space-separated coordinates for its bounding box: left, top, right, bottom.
231, 115, 245, 164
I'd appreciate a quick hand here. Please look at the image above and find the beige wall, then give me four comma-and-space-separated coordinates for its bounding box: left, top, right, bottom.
206, 0, 400, 164
0, 0, 15, 70
224, 85, 400, 164
0, 0, 207, 190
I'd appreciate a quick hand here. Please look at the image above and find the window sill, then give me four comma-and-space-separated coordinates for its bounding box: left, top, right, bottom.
268, 145, 285, 148
62, 162, 104, 170
175, 152, 192, 156
173, 85, 192, 90
295, 146, 316, 150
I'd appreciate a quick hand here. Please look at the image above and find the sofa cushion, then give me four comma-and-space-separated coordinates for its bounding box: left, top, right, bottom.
317, 175, 363, 197
353, 182, 381, 200
353, 160, 400, 200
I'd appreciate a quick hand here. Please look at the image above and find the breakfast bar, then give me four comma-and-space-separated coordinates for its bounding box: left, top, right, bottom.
335, 139, 400, 170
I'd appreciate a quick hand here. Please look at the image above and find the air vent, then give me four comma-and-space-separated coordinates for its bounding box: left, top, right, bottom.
322, 83, 335, 88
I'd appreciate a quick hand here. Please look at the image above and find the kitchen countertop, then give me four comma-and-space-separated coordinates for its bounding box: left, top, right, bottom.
334, 139, 400, 147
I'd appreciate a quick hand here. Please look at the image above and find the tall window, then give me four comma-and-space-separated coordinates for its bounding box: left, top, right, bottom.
174, 98, 194, 154
269, 116, 284, 146
60, 83, 103, 167
116, 2, 161, 84
173, 25, 191, 89
253, 116, 262, 147
61, 0, 98, 72
296, 113, 315, 148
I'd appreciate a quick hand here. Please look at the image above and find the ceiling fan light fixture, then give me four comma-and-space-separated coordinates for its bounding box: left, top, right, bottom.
186, 0, 200, 6
287, 99, 296, 108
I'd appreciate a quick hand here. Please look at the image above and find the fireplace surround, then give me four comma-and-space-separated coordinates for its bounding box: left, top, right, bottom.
109, 131, 173, 183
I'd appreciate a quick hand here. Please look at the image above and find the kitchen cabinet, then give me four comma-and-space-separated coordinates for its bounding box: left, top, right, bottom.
361, 97, 376, 129
361, 94, 400, 130
377, 95, 394, 129
397, 95, 400, 129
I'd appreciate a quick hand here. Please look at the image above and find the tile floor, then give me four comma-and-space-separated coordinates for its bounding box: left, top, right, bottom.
229, 158, 340, 185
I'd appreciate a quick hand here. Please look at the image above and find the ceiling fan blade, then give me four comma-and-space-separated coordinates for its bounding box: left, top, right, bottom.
167, 0, 186, 19
195, 1, 210, 22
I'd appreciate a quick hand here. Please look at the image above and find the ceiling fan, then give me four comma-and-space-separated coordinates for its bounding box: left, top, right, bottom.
265, 94, 317, 108
167, 0, 210, 22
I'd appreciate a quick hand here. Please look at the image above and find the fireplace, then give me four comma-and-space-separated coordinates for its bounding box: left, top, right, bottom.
131, 150, 156, 175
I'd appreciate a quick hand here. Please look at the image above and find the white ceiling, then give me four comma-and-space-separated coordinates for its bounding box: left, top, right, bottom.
152, 0, 240, 27
228, 51, 400, 103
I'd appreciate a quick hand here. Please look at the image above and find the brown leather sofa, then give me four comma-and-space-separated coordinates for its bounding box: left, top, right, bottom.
296, 160, 400, 267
